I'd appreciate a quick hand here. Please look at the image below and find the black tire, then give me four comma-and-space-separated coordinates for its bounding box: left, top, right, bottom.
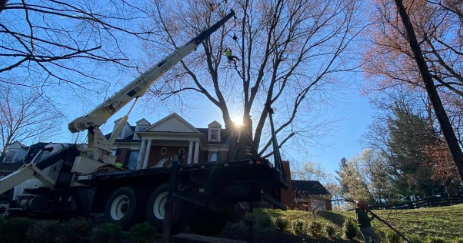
145, 184, 194, 235
189, 210, 226, 236
0, 199, 10, 217
103, 186, 143, 229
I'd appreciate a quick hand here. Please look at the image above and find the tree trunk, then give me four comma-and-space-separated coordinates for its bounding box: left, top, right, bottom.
0, 0, 7, 14
394, 0, 463, 181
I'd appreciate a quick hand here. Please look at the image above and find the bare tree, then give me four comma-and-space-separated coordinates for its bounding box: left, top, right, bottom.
291, 161, 331, 183
364, 0, 463, 96
0, 85, 61, 154
393, 0, 463, 181
0, 0, 153, 90
364, 0, 463, 150
143, 0, 362, 157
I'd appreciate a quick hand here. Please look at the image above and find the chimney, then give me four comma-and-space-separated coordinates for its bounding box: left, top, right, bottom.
280, 161, 294, 208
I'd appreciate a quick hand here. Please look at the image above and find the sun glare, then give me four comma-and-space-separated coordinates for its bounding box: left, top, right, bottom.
232, 117, 243, 127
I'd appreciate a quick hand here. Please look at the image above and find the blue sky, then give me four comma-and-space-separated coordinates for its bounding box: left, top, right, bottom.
92, 77, 375, 177
2, 1, 375, 178
308, 89, 374, 175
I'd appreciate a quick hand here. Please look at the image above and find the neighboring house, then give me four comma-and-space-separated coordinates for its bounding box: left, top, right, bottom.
1, 142, 27, 164
105, 113, 232, 170
0, 142, 50, 177
280, 161, 332, 211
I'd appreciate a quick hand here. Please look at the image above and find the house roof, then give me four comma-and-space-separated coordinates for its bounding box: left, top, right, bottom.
8, 141, 28, 149
105, 115, 231, 145
292, 180, 331, 195
144, 113, 199, 133
136, 118, 150, 125
105, 126, 137, 143
208, 120, 222, 128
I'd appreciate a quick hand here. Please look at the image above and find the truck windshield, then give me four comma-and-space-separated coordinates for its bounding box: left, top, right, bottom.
35, 148, 53, 163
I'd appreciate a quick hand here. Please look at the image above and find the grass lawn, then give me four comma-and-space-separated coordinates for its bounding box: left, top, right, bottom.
248, 203, 463, 242
335, 203, 463, 241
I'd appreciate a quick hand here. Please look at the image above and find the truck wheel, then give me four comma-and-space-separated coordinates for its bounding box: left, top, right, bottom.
145, 184, 193, 235
103, 187, 142, 229
0, 201, 10, 217
189, 210, 226, 236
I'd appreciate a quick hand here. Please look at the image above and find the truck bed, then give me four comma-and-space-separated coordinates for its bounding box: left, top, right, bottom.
79, 158, 287, 209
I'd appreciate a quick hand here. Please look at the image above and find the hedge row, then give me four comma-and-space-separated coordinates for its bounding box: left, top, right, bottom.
0, 217, 157, 243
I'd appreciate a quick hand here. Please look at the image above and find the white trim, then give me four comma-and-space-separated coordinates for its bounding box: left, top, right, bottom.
136, 139, 147, 170
187, 141, 193, 164
144, 113, 201, 133
193, 141, 200, 164
142, 139, 152, 169
208, 128, 221, 142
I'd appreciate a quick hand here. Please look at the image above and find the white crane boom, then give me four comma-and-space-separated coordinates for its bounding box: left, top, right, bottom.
68, 10, 235, 134
0, 11, 235, 196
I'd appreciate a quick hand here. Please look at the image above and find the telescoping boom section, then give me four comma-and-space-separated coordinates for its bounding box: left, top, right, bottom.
68, 10, 236, 134
0, 11, 235, 197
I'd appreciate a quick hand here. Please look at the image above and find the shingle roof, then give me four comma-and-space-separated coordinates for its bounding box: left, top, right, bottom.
292, 180, 331, 195
104, 126, 137, 143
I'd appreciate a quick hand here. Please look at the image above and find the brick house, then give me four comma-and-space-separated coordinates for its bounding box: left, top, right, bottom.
280, 161, 332, 211
106, 113, 233, 169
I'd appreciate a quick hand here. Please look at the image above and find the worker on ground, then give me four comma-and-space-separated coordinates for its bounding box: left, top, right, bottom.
356, 200, 381, 243
224, 47, 240, 66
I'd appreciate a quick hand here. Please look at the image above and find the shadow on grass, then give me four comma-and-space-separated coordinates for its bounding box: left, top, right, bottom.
318, 211, 346, 227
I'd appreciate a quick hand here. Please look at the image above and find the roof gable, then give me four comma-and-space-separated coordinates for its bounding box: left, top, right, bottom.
136, 118, 150, 126
113, 117, 130, 126
208, 121, 222, 128
145, 113, 200, 133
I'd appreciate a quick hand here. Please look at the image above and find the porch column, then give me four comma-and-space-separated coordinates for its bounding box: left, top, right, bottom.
136, 139, 147, 170
193, 140, 200, 164
142, 139, 152, 169
187, 140, 194, 164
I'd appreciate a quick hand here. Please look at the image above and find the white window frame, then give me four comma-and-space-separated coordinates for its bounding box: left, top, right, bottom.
208, 128, 221, 142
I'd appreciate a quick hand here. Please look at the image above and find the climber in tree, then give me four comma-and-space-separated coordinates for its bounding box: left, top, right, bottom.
224, 47, 240, 66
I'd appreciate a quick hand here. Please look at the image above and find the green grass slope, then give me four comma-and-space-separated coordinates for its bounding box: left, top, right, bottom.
250, 204, 463, 241
333, 204, 463, 240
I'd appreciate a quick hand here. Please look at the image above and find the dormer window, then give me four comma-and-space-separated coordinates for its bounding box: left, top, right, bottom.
117, 130, 124, 139
208, 121, 222, 142
134, 118, 151, 140
211, 129, 219, 140
113, 119, 128, 139
133, 126, 147, 140
208, 128, 221, 142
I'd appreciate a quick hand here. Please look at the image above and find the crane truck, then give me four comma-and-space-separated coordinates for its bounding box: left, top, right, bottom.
0, 10, 287, 236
